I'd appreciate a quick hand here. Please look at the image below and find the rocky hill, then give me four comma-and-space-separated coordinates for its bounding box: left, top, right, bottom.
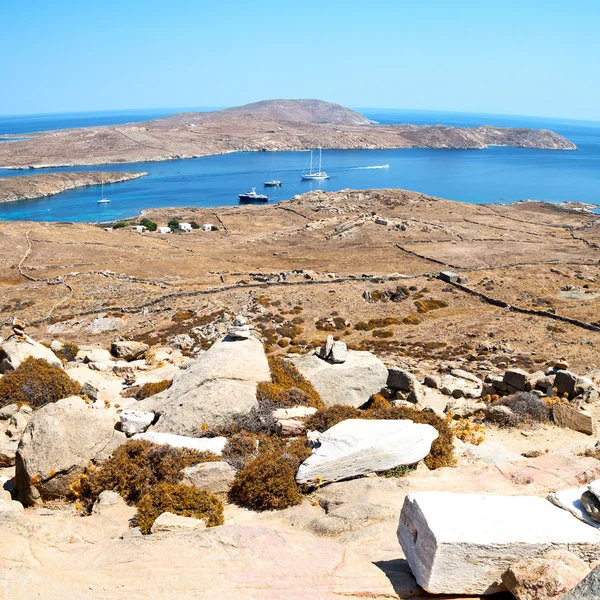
0, 99, 576, 169
0, 171, 147, 203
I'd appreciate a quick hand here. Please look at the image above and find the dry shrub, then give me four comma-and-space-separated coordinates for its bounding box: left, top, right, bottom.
136, 482, 224, 534
70, 439, 219, 511
403, 314, 422, 325
122, 379, 172, 401
222, 431, 261, 469
55, 342, 79, 363
256, 356, 324, 410
0, 357, 81, 408
414, 299, 449, 313
228, 437, 311, 510
305, 394, 455, 470
490, 392, 552, 427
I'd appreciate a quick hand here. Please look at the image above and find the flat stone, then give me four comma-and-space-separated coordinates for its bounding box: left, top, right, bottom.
445, 399, 485, 418
275, 419, 306, 436
450, 369, 482, 385
547, 487, 600, 527
226, 325, 251, 340
150, 511, 206, 534
272, 406, 317, 419
555, 370, 578, 398
110, 340, 149, 361
439, 271, 460, 283
289, 351, 388, 408
553, 402, 594, 435
398, 492, 600, 595
503, 368, 531, 391
296, 419, 438, 485
181, 462, 235, 494
119, 409, 155, 435
133, 432, 226, 455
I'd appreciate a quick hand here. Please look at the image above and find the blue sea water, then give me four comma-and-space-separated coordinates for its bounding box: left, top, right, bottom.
0, 108, 599, 222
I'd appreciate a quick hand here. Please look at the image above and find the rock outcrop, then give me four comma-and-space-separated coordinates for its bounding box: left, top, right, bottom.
0, 333, 62, 373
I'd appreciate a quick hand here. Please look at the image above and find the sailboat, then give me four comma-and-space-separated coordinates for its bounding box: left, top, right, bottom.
97, 180, 111, 204
301, 147, 329, 180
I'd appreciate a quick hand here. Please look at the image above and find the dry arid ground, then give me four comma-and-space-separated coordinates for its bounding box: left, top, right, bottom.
1, 187, 599, 374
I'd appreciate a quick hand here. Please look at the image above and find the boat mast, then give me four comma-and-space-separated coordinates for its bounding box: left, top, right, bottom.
318, 147, 322, 173
309, 150, 313, 174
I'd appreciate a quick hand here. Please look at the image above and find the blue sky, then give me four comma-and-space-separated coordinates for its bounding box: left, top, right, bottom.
2, 0, 599, 120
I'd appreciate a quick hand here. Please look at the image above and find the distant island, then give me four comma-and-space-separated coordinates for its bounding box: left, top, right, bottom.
0, 99, 577, 169
0, 171, 147, 203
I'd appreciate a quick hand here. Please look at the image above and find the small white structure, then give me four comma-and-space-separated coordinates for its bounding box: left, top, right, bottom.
178, 223, 193, 232
201, 223, 213, 231
131, 225, 147, 233
157, 226, 171, 234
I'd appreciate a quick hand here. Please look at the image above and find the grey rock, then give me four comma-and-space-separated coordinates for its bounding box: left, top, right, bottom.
110, 340, 149, 361
0, 404, 18, 420
485, 405, 515, 423
423, 375, 441, 389
439, 271, 460, 283
329, 341, 348, 364
225, 326, 251, 340
139, 336, 269, 435
555, 370, 578, 398
387, 367, 417, 391
581, 491, 600, 523
503, 368, 531, 391
559, 565, 600, 600
0, 333, 62, 374
181, 462, 235, 495
450, 369, 482, 385
16, 398, 126, 504
119, 409, 155, 435
445, 399, 485, 418
290, 351, 388, 408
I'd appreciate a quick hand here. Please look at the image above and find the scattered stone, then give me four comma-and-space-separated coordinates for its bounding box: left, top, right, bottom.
450, 369, 482, 385
0, 404, 18, 420
87, 314, 124, 334
119, 409, 155, 435
275, 419, 306, 436
399, 492, 600, 595
289, 350, 388, 408
387, 367, 417, 391
133, 432, 226, 455
439, 271, 460, 283
92, 490, 127, 515
553, 402, 594, 435
502, 550, 590, 600
445, 399, 486, 418
296, 418, 438, 485
181, 462, 235, 495
110, 340, 149, 361
486, 404, 515, 423
423, 375, 441, 389
0, 333, 63, 373
81, 381, 99, 401
150, 511, 206, 534
504, 368, 532, 392
554, 370, 578, 398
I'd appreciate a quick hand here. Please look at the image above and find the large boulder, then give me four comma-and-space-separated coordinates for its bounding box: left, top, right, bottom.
398, 492, 600, 595
16, 397, 126, 504
110, 340, 149, 361
296, 419, 438, 485
289, 350, 387, 408
138, 336, 269, 435
559, 565, 600, 599
0, 334, 63, 373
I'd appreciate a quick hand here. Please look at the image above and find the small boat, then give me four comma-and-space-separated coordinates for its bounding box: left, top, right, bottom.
239, 187, 269, 202
301, 147, 329, 180
97, 180, 111, 203
263, 180, 282, 187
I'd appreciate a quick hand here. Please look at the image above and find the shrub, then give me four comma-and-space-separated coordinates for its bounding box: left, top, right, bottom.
0, 357, 81, 408
55, 342, 79, 363
122, 379, 172, 400
167, 218, 180, 230
222, 431, 260, 470
414, 299, 449, 313
488, 392, 552, 427
136, 482, 224, 534
140, 218, 157, 232
190, 221, 201, 229
113, 220, 129, 229
70, 439, 220, 510
228, 438, 310, 510
379, 464, 414, 478
255, 356, 324, 410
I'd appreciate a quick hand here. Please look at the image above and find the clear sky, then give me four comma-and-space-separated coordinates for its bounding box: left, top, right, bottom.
2, 0, 599, 120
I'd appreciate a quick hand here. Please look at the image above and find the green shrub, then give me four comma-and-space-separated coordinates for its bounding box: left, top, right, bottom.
55, 342, 79, 363
228, 438, 310, 510
70, 439, 220, 510
122, 379, 172, 400
137, 482, 224, 534
113, 220, 129, 229
190, 221, 200, 229
140, 218, 157, 232
0, 357, 81, 408
167, 218, 180, 230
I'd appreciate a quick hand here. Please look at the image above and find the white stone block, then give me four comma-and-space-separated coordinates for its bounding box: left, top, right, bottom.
398, 492, 600, 595
134, 432, 226, 455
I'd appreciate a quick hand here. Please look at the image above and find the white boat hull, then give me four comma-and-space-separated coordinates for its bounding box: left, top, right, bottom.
301, 173, 329, 180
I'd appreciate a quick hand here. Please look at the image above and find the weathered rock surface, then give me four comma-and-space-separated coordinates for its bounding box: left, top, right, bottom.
133, 431, 226, 454
398, 492, 600, 595
547, 487, 600, 527
580, 491, 600, 523
16, 397, 125, 504
553, 402, 594, 435
139, 336, 269, 434
387, 367, 417, 391
119, 409, 155, 435
151, 511, 207, 534
0, 333, 62, 373
289, 350, 387, 408
502, 550, 590, 600
296, 419, 438, 485
181, 462, 235, 494
558, 565, 600, 599
110, 340, 149, 361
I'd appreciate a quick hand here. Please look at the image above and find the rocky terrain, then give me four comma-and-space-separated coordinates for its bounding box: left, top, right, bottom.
1, 187, 600, 598
0, 171, 147, 203
0, 99, 576, 169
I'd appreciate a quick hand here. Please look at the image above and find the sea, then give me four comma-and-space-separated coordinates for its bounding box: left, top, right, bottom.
0, 107, 599, 222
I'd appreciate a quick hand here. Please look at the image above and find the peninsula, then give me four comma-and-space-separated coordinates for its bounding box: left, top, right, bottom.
0, 99, 576, 169
0, 171, 147, 203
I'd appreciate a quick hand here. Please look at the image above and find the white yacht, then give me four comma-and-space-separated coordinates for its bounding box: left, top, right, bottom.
97, 180, 111, 203
301, 147, 329, 180
239, 187, 269, 202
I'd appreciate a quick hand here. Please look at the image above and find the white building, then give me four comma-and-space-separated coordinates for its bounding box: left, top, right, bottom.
157, 226, 171, 234
178, 223, 193, 232
131, 225, 147, 233
201, 223, 213, 231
